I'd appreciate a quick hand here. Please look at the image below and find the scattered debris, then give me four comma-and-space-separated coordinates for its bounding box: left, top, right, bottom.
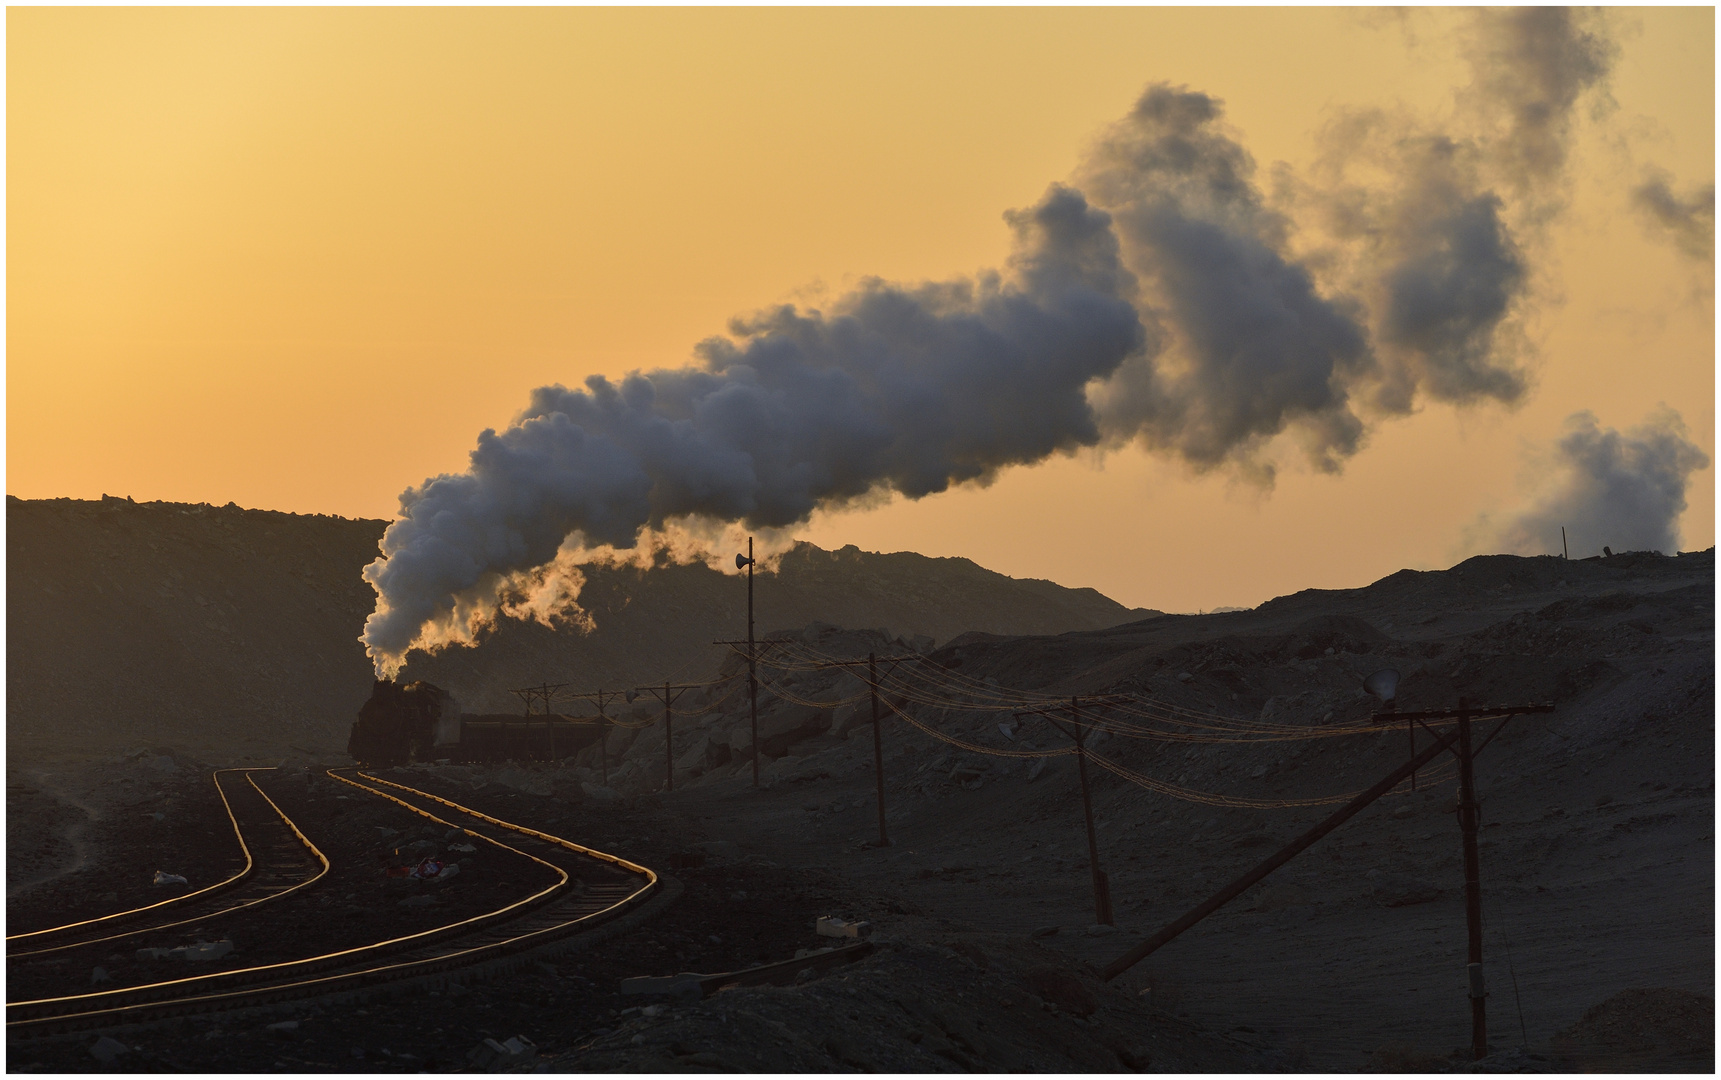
88, 1036, 130, 1065
152, 871, 188, 886
135, 938, 233, 962
467, 1034, 537, 1070
816, 916, 872, 939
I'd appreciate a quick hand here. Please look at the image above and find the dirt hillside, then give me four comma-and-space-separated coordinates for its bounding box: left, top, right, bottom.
5, 540, 1709, 1071
6, 496, 1154, 762
522, 546, 1713, 1069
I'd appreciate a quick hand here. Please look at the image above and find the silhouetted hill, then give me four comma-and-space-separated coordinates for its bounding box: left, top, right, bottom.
6, 496, 1155, 760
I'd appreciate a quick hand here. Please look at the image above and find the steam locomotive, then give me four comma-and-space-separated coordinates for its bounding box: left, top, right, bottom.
347, 679, 605, 766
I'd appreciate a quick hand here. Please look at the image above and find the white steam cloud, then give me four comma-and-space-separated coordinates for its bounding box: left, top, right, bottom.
361, 10, 1620, 675
362, 187, 1145, 670
1478, 407, 1709, 558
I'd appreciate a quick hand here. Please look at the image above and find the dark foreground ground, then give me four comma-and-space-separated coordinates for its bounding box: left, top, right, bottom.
8, 763, 1271, 1074
8, 550, 1714, 1071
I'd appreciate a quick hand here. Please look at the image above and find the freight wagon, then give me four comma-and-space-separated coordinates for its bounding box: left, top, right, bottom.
347, 679, 605, 766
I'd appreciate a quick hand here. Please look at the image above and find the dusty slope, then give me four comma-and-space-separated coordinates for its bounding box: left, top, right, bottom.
5, 548, 1709, 1073
6, 496, 1153, 762
534, 548, 1713, 1069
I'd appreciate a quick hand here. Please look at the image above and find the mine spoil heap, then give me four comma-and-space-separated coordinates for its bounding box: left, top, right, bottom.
5, 540, 1711, 1072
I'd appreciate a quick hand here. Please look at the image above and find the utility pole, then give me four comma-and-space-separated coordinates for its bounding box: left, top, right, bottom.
632, 681, 703, 793
565, 688, 625, 786
810, 651, 922, 847
508, 683, 568, 716
1016, 694, 1130, 926
743, 539, 758, 786
1456, 698, 1487, 1060
715, 538, 798, 789
1104, 697, 1553, 1026
1561, 526, 1569, 560
508, 683, 569, 762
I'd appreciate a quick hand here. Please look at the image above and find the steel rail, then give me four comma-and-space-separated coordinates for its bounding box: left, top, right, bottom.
8, 771, 657, 1035
8, 773, 331, 960
352, 770, 657, 881
6, 768, 268, 945
8, 771, 568, 1019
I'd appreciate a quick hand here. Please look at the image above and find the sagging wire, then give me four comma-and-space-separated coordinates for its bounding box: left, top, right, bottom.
774, 638, 1395, 746
879, 694, 1076, 760
746, 639, 1470, 807
873, 678, 1462, 810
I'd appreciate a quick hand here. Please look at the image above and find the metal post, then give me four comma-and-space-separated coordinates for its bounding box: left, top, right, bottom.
1073, 697, 1111, 926
869, 652, 889, 847
1409, 716, 1417, 792
1561, 526, 1569, 560
664, 680, 674, 793
1457, 698, 1487, 1060
748, 536, 759, 788
598, 689, 609, 786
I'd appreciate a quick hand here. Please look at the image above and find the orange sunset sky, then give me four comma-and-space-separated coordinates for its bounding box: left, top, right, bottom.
8, 7, 1714, 616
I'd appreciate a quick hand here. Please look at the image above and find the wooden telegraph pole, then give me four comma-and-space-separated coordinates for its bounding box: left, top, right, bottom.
809, 651, 921, 847
566, 688, 625, 786
1102, 698, 1552, 1065
1016, 694, 1131, 926
632, 681, 703, 793
714, 537, 798, 789
1456, 699, 1488, 1060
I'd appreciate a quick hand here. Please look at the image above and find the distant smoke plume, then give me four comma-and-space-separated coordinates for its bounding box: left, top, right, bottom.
1290, 7, 1613, 414
361, 10, 1621, 674
361, 186, 1145, 672
1632, 167, 1716, 264
1481, 407, 1710, 558
1461, 7, 1617, 201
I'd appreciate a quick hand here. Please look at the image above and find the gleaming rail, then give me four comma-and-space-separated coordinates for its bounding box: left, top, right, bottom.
7, 769, 658, 1035
5, 767, 326, 963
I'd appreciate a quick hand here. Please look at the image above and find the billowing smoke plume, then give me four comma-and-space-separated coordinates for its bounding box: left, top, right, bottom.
1479, 407, 1710, 558
1076, 86, 1373, 478
361, 186, 1145, 671
1289, 7, 1613, 413
1632, 167, 1716, 264
1461, 7, 1617, 204
361, 10, 1620, 674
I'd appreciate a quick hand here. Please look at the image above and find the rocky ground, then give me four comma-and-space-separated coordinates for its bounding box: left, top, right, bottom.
6, 548, 1713, 1071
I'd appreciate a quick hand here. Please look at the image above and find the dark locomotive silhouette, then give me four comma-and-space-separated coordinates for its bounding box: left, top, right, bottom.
348, 679, 604, 765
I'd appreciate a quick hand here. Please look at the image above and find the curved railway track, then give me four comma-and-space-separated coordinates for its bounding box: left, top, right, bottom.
7, 769, 326, 961
7, 768, 659, 1036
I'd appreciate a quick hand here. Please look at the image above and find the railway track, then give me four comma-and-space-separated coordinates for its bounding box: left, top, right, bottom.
7, 769, 659, 1037
7, 768, 325, 963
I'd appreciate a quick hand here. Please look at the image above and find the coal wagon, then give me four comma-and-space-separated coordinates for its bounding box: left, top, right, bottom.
347, 679, 605, 766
